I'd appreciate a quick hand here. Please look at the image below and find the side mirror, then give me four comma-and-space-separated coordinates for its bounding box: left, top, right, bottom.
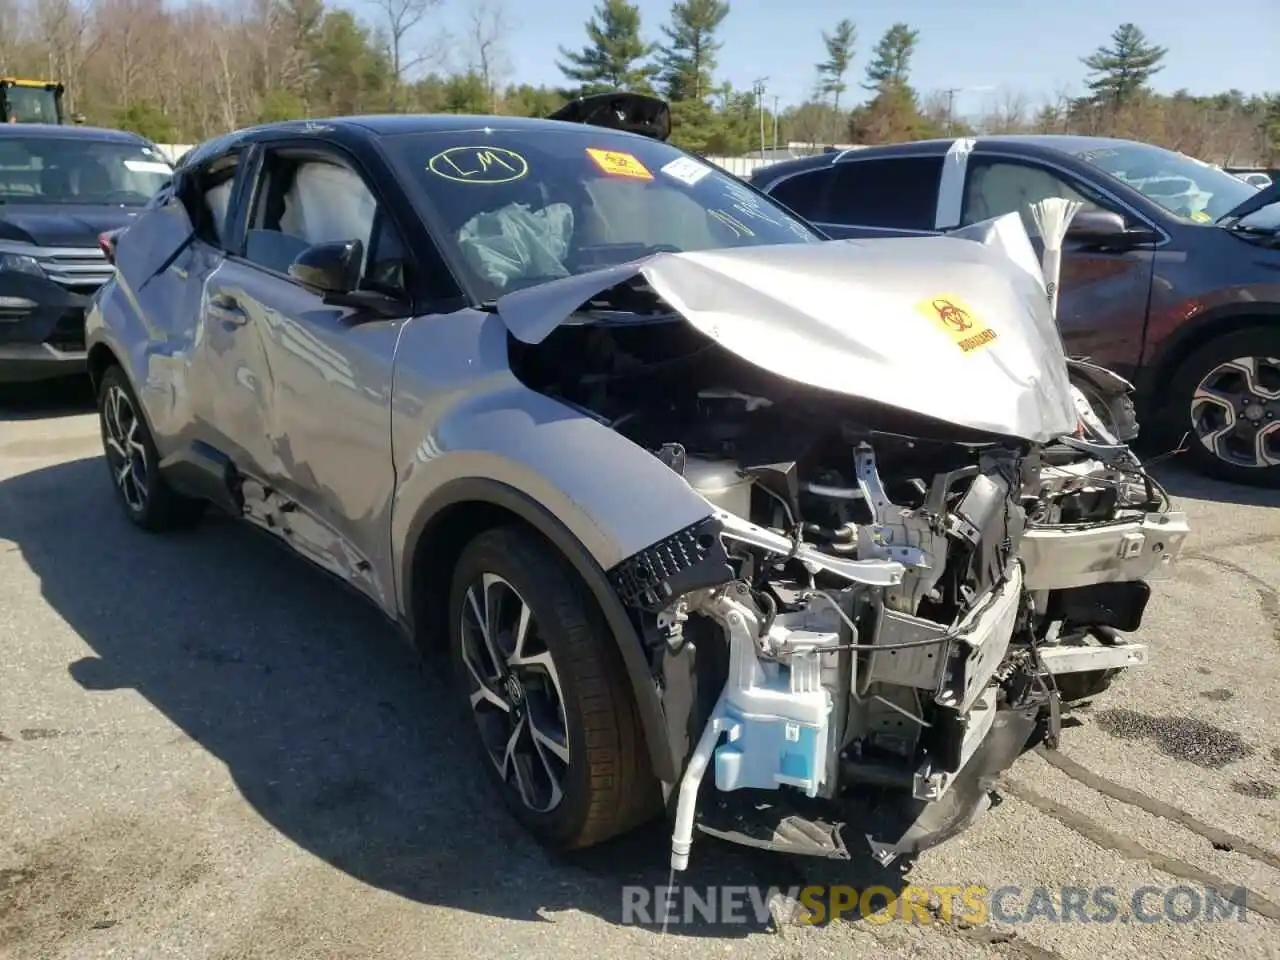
1066, 210, 1157, 247
1066, 210, 1126, 238
289, 239, 362, 294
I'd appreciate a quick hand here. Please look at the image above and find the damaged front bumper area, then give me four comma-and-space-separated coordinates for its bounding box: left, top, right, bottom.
608, 427, 1185, 873
1024, 364, 1190, 695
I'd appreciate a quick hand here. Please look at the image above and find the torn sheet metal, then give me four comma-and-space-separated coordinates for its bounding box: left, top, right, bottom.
493, 215, 1079, 444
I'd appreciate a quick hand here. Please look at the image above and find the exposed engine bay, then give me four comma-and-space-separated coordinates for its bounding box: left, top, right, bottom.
511, 300, 1189, 872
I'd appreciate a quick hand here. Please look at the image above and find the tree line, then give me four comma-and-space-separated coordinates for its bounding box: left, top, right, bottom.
1, 0, 1276, 164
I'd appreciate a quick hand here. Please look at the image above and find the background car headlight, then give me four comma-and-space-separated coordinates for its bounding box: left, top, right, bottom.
0, 251, 47, 278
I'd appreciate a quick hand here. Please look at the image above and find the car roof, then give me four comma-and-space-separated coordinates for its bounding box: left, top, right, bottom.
0, 122, 149, 144
749, 133, 1150, 183
180, 112, 662, 170
180, 112, 670, 171
232, 112, 659, 144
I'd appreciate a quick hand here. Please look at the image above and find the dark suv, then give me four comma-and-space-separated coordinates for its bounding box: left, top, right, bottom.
749, 136, 1280, 486
0, 123, 172, 383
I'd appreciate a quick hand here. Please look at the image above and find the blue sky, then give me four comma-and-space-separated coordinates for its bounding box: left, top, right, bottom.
397, 0, 1279, 113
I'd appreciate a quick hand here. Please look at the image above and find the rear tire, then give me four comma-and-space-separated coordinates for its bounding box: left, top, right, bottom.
97, 364, 205, 531
447, 525, 660, 849
1165, 329, 1280, 487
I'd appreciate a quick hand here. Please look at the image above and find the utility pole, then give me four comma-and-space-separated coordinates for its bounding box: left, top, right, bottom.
939, 85, 994, 136
943, 87, 959, 136
753, 77, 768, 160
772, 95, 779, 154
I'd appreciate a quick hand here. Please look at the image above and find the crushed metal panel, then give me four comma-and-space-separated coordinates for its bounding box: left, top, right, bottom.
938, 564, 1025, 714
1020, 511, 1190, 590
493, 216, 1078, 444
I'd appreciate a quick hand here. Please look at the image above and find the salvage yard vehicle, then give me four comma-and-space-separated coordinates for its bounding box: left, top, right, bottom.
0, 78, 70, 124
750, 135, 1280, 486
85, 102, 1187, 873
0, 123, 172, 382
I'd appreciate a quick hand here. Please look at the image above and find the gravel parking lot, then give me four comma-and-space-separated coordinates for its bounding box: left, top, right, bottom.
3, 385, 1279, 960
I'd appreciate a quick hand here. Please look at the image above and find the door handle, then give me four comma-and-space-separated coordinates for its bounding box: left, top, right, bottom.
209, 293, 247, 326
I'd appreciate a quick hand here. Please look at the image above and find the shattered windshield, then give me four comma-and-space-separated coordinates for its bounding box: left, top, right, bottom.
383, 127, 820, 299
1075, 142, 1258, 223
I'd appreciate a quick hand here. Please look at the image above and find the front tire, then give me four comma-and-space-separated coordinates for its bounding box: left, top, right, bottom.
97, 365, 205, 531
447, 525, 659, 849
1166, 329, 1280, 486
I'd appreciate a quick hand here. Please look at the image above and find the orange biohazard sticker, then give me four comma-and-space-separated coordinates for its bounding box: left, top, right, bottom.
915, 294, 998, 354
586, 148, 653, 180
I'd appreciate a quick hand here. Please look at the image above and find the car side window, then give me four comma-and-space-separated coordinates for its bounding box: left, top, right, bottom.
180, 153, 240, 248
826, 157, 942, 231
244, 150, 408, 297
962, 159, 1108, 236
204, 180, 234, 245
764, 168, 835, 221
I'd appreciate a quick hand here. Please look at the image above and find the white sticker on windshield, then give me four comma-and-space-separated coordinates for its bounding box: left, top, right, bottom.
124, 159, 173, 174
660, 156, 711, 187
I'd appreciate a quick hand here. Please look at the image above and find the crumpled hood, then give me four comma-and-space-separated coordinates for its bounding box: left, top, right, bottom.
0, 205, 140, 247
495, 213, 1079, 444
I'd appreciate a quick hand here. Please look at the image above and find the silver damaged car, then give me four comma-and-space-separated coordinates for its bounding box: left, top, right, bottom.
86, 98, 1189, 873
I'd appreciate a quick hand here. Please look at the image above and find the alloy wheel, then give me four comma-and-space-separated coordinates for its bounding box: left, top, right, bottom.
458, 572, 571, 814
102, 383, 149, 512
1190, 355, 1280, 469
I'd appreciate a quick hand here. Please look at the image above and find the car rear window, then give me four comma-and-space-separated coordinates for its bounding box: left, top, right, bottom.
761, 167, 835, 220
826, 156, 942, 231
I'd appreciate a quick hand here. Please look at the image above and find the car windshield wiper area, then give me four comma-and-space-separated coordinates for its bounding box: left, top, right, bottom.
582, 278, 671, 316
1226, 221, 1280, 247
478, 276, 674, 319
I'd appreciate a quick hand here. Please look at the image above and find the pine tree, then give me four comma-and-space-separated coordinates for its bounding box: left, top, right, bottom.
864, 23, 919, 93
657, 0, 730, 103
557, 0, 659, 94
816, 19, 856, 115
1081, 23, 1168, 110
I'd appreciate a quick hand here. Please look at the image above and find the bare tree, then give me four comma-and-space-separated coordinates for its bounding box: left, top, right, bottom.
0, 0, 26, 69
467, 0, 509, 112
920, 89, 951, 130
367, 0, 443, 108
35, 0, 98, 115
979, 86, 1030, 134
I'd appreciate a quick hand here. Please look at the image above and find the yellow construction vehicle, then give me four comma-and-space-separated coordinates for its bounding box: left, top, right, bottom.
0, 78, 82, 125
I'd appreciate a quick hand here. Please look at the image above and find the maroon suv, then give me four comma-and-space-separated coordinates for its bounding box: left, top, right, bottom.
750, 136, 1280, 486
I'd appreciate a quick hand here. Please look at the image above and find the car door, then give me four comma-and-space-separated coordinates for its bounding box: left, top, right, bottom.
957, 153, 1157, 371
147, 146, 281, 489
214, 141, 414, 608
175, 148, 286, 491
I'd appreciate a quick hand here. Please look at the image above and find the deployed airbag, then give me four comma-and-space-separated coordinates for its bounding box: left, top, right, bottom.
457, 201, 575, 289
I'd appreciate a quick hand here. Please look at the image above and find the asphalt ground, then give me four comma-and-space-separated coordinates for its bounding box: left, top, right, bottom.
2, 380, 1279, 960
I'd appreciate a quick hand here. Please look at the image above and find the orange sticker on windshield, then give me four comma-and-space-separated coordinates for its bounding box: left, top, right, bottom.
915, 295, 998, 354
586, 148, 653, 180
